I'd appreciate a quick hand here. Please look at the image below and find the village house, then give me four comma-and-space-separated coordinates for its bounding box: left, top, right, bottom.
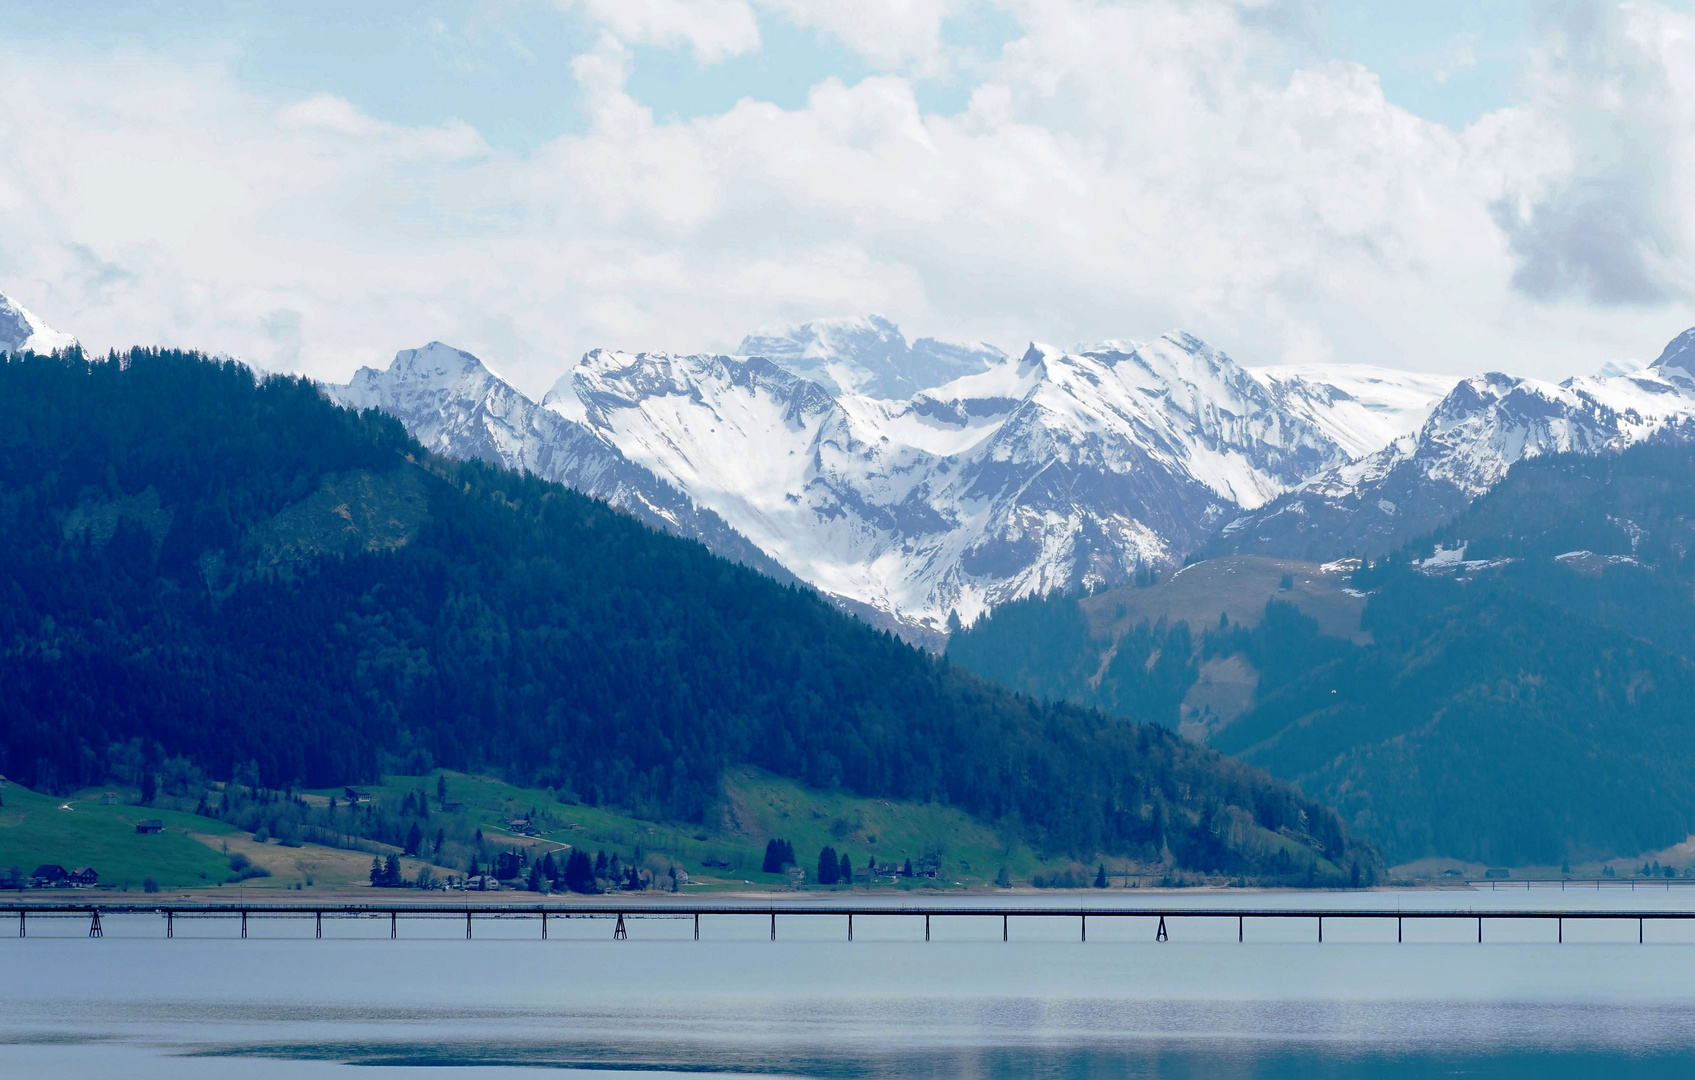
31, 864, 68, 888
134, 819, 163, 833
68, 867, 98, 887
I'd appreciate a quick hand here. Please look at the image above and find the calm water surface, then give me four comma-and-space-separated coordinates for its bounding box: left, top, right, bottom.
5, 889, 1695, 1079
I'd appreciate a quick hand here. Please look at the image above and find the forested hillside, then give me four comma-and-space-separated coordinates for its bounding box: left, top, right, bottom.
0, 349, 1374, 882
949, 444, 1695, 866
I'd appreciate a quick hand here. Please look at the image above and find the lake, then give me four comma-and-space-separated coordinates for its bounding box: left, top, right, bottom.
5, 887, 1695, 1078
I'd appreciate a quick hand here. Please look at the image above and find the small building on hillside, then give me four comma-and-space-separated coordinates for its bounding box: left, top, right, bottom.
507, 817, 538, 836
343, 787, 371, 805
1484, 867, 1511, 879
100, 792, 119, 805
68, 867, 98, 887
31, 865, 68, 887
494, 851, 526, 880
135, 819, 163, 833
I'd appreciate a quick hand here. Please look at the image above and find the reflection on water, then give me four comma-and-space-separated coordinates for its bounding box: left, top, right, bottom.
5, 891, 1695, 1078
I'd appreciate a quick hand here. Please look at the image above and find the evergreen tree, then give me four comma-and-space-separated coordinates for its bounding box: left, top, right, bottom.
817, 846, 839, 885
369, 856, 383, 887
404, 822, 422, 856
384, 853, 401, 887
762, 839, 793, 874
838, 851, 853, 886
564, 850, 595, 893
437, 775, 448, 806
434, 828, 445, 855
1094, 863, 1108, 888
901, 858, 913, 877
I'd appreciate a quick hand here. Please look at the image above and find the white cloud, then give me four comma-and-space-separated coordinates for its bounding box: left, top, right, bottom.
2, 1, 1695, 397
557, 0, 762, 64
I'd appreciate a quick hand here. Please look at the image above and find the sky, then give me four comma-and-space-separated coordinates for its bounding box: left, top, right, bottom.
3, 0, 1695, 393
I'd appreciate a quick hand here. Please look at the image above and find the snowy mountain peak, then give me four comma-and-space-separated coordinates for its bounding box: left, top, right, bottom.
0, 292, 77, 355
1651, 327, 1695, 381
739, 314, 1003, 399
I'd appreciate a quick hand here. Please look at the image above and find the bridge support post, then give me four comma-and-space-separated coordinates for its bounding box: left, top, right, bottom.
1477, 917, 1481, 944
1238, 915, 1243, 943
241, 910, 248, 939
167, 910, 173, 939
1558, 917, 1562, 944
1156, 916, 1168, 942
18, 910, 24, 938
89, 910, 102, 938
466, 911, 471, 940
615, 914, 628, 940
391, 912, 397, 940
695, 913, 700, 941
1003, 914, 1007, 942
1081, 914, 1085, 943
316, 912, 322, 939
542, 912, 547, 940
847, 913, 852, 942
1640, 918, 1644, 944
925, 914, 930, 942
1318, 916, 1322, 944
1398, 917, 1402, 943
770, 913, 775, 942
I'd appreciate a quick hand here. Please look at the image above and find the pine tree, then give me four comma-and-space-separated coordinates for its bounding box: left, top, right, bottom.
369, 856, 383, 887
1094, 864, 1108, 888
838, 852, 853, 886
434, 828, 445, 855
995, 866, 1012, 888
384, 854, 401, 887
901, 858, 912, 877
437, 775, 448, 806
404, 822, 422, 856
817, 846, 839, 886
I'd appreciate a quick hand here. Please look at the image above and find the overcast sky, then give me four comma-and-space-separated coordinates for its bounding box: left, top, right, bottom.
4, 0, 1695, 393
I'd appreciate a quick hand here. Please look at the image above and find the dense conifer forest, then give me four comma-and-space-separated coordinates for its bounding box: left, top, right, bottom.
0, 348, 1373, 881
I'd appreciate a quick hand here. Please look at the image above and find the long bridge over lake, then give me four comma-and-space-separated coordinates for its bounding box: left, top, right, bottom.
7, 900, 1695, 944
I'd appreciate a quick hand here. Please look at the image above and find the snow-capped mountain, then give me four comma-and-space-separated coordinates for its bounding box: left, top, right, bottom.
0, 292, 77, 354
1208, 333, 1695, 561
540, 330, 1365, 631
738, 314, 1004, 399
325, 343, 796, 587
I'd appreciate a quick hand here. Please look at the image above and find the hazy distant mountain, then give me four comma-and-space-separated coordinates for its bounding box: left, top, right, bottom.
1208, 331, 1695, 562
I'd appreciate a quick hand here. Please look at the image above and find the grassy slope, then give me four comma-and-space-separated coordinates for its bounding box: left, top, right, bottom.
339, 767, 1065, 890
0, 782, 456, 892
1078, 555, 1369, 644
4, 765, 1333, 894
0, 783, 233, 889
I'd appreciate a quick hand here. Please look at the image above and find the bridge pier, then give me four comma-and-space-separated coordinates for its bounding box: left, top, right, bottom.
167, 910, 173, 938
88, 910, 101, 938
391, 912, 397, 940
1318, 916, 1322, 943
847, 913, 852, 942
465, 911, 471, 940
1238, 915, 1243, 943
1003, 914, 1007, 942
1155, 915, 1167, 942
1081, 914, 1085, 943
615, 913, 628, 940
241, 910, 248, 939
316, 912, 322, 939
542, 911, 547, 940
925, 914, 930, 942
17, 910, 23, 938
695, 913, 700, 941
